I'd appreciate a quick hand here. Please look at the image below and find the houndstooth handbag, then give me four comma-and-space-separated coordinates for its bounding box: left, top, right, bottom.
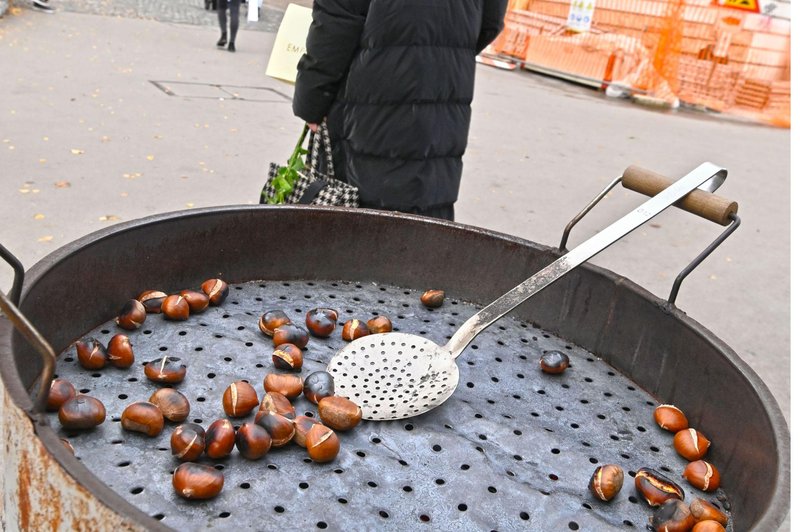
260, 123, 360, 208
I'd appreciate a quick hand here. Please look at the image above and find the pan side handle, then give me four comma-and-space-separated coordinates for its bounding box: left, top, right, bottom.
622, 165, 737, 226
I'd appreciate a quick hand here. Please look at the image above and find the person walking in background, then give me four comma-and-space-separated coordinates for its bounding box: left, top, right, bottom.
216, 0, 241, 52
293, 0, 508, 221
32, 0, 55, 13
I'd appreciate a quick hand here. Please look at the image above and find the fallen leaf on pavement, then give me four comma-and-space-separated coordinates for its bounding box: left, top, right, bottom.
185, 203, 195, 208
55, 180, 71, 188
70, 148, 85, 155
99, 215, 121, 222
38, 236, 54, 243
146, 155, 155, 161
34, 214, 45, 220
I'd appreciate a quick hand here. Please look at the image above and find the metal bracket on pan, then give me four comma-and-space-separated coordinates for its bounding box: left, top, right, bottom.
558, 174, 741, 305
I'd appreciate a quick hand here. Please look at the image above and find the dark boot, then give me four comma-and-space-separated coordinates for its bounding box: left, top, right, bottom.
228, 42, 236, 52
217, 33, 227, 47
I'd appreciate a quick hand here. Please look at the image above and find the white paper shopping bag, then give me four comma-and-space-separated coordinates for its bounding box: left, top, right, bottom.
265, 4, 313, 83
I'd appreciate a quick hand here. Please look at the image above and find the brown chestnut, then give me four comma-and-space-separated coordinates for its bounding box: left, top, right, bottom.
292, 415, 320, 448
179, 289, 209, 313
689, 499, 728, 527
222, 381, 259, 418
107, 334, 134, 369
303, 371, 335, 405
305, 308, 338, 338
75, 337, 108, 370
540, 350, 570, 374
652, 499, 696, 532
272, 343, 304, 372
115, 299, 147, 330
272, 323, 309, 348
306, 423, 340, 463
259, 391, 296, 419
654, 404, 689, 433
201, 278, 228, 306
318, 396, 362, 431
254, 410, 295, 447
367, 315, 393, 334
161, 294, 190, 321
137, 290, 167, 314
683, 461, 721, 492
173, 462, 224, 500
341, 319, 369, 341
235, 422, 272, 460
46, 378, 76, 412
149, 388, 190, 422
259, 310, 291, 336
205, 419, 236, 459
691, 521, 726, 532
121, 401, 164, 437
634, 468, 684, 507
171, 423, 206, 462
263, 372, 304, 399
420, 289, 445, 308
588, 464, 624, 502
674, 428, 711, 461
58, 395, 106, 430
144, 356, 187, 384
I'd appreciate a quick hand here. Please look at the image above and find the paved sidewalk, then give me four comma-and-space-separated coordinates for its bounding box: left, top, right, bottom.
0, 7, 791, 528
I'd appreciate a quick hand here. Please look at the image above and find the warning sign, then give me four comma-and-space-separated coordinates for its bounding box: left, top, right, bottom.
719, 0, 760, 12
566, 0, 595, 31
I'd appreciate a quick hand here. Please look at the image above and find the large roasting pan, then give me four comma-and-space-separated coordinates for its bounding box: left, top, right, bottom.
0, 206, 789, 530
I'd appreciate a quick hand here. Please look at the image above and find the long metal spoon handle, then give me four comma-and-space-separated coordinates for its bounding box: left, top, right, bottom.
444, 162, 728, 359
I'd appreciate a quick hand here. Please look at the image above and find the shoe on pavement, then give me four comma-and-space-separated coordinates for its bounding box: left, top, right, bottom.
32, 0, 55, 13
217, 34, 227, 47
228, 42, 236, 53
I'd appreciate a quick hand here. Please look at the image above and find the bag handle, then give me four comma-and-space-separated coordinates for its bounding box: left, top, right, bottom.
309, 122, 336, 177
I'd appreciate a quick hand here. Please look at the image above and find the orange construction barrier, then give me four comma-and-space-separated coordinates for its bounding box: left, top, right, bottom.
487, 0, 790, 127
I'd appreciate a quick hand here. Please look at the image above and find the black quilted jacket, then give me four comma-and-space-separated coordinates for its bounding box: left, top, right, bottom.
293, 0, 507, 211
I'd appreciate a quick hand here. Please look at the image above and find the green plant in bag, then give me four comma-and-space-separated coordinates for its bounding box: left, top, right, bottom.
268, 125, 309, 204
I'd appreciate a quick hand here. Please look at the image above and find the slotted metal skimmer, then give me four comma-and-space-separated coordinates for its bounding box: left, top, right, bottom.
328, 163, 728, 421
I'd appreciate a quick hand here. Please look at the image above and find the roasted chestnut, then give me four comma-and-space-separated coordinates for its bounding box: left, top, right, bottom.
107, 334, 134, 369
272, 323, 309, 348
58, 395, 106, 430
75, 337, 108, 370
162, 294, 190, 321
341, 319, 369, 342
201, 278, 228, 306
654, 404, 689, 433
305, 308, 338, 338
115, 299, 147, 330
588, 464, 624, 502
179, 289, 210, 313
205, 419, 236, 459
674, 428, 711, 461
691, 521, 726, 532
272, 343, 304, 371
149, 388, 190, 422
144, 356, 187, 384
652, 499, 696, 532
235, 422, 272, 460
254, 410, 295, 447
420, 289, 445, 308
306, 423, 340, 463
689, 499, 728, 527
121, 401, 164, 437
292, 415, 320, 448
259, 310, 291, 336
222, 381, 259, 418
173, 462, 224, 500
303, 371, 335, 405
318, 396, 362, 431
46, 378, 76, 412
540, 350, 569, 374
367, 315, 393, 334
259, 391, 296, 418
634, 467, 684, 507
171, 423, 206, 462
683, 460, 721, 492
137, 290, 167, 314
263, 372, 303, 399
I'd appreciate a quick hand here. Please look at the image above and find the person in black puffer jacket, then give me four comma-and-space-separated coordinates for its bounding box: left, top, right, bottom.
293, 0, 507, 220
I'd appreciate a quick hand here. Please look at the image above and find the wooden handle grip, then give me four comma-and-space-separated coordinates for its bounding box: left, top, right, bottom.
622, 165, 738, 225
